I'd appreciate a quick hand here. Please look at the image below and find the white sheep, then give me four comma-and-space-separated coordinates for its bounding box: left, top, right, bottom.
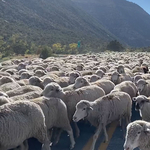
111, 71, 132, 85
73, 91, 132, 150
73, 77, 115, 94
68, 71, 80, 84
31, 97, 75, 149
29, 76, 44, 89
0, 96, 12, 105
41, 82, 105, 137
132, 75, 143, 84
133, 95, 150, 122
6, 85, 43, 97
117, 65, 133, 77
111, 81, 138, 98
0, 82, 21, 92
95, 69, 105, 78
20, 72, 32, 79
34, 69, 47, 77
0, 100, 50, 150
10, 91, 41, 101
136, 79, 150, 96
89, 74, 101, 82
0, 76, 15, 86
124, 120, 150, 150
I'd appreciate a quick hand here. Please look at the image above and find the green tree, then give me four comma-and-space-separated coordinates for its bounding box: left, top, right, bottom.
106, 40, 124, 51
39, 46, 52, 59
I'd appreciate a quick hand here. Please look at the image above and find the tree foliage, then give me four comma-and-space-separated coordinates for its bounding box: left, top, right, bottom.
106, 40, 124, 51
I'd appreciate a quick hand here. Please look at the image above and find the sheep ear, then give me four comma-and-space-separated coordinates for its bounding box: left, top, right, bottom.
132, 97, 137, 102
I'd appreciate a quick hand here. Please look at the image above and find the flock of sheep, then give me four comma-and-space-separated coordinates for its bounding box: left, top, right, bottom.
0, 52, 150, 150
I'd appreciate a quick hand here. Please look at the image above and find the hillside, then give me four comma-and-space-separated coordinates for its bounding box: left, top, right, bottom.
0, 0, 116, 46
72, 0, 150, 47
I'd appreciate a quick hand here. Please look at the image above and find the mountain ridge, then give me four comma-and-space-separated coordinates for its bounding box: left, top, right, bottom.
0, 0, 116, 46
72, 0, 150, 47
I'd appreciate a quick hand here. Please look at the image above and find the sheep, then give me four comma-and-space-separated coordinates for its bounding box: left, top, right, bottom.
41, 82, 105, 137
31, 97, 75, 149
95, 69, 105, 78
0, 82, 21, 92
17, 63, 26, 71
0, 96, 12, 105
34, 69, 47, 77
132, 95, 150, 122
53, 77, 69, 88
68, 71, 80, 84
73, 77, 115, 94
89, 74, 101, 82
111, 71, 132, 85
142, 74, 150, 80
13, 140, 29, 150
117, 65, 133, 77
0, 100, 50, 150
10, 91, 41, 101
41, 82, 105, 119
0, 71, 11, 77
76, 64, 84, 71
29, 76, 44, 89
124, 120, 150, 150
136, 79, 150, 97
0, 76, 15, 86
63, 84, 75, 92
0, 91, 9, 98
132, 75, 143, 84
16, 79, 29, 86
20, 72, 32, 79
42, 77, 55, 87
42, 76, 69, 88
132, 65, 148, 74
111, 81, 138, 98
6, 68, 18, 75
6, 85, 43, 97
73, 91, 132, 150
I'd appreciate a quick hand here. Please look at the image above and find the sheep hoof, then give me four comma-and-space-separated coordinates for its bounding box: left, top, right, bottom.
70, 144, 75, 150
103, 139, 108, 143
53, 140, 59, 146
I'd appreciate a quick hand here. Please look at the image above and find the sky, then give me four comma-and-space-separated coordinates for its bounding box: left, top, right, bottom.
127, 0, 150, 14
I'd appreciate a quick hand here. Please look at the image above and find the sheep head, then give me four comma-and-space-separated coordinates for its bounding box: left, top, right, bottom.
124, 120, 150, 150
41, 82, 63, 98
73, 100, 93, 122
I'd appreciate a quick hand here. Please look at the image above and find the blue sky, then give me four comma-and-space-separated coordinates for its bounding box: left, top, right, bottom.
127, 0, 150, 14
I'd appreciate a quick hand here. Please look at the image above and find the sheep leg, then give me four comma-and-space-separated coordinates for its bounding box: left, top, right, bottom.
91, 123, 102, 150
35, 126, 51, 150
20, 140, 29, 150
66, 128, 75, 150
102, 124, 108, 142
74, 122, 80, 138
53, 128, 63, 145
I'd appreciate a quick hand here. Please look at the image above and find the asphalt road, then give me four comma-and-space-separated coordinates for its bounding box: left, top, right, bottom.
28, 105, 140, 150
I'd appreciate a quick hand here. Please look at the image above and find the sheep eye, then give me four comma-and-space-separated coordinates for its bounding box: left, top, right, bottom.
83, 108, 86, 111
137, 131, 141, 134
